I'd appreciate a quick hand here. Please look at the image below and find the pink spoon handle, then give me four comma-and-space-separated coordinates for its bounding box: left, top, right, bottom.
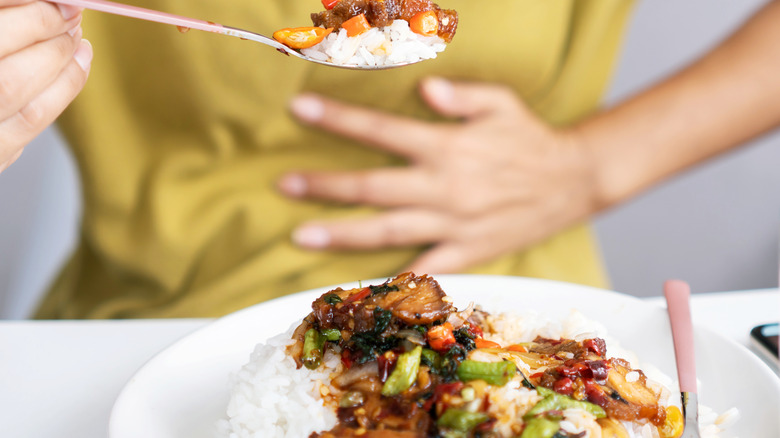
50, 0, 226, 34
48, 0, 303, 58
664, 280, 698, 394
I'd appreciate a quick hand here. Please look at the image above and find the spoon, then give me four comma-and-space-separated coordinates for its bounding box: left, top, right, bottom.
664, 280, 701, 438
49, 0, 419, 70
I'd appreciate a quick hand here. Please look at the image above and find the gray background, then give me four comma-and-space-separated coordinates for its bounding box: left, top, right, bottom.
1, 0, 778, 319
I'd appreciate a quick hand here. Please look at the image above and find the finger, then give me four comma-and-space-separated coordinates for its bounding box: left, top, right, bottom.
0, 39, 92, 163
0, 147, 23, 173
0, 2, 82, 57
418, 77, 523, 120
0, 27, 82, 120
278, 168, 436, 207
0, 0, 34, 6
292, 209, 450, 250
289, 94, 444, 160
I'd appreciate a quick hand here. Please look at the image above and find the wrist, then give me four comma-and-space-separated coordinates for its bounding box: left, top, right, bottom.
557, 125, 610, 217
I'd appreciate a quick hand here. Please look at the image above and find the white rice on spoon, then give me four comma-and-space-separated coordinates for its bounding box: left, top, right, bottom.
301, 19, 447, 67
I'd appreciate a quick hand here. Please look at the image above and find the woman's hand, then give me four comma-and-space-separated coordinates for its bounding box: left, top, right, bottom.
279, 78, 599, 274
0, 0, 92, 173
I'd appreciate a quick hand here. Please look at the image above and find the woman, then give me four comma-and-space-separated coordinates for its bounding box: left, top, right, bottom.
2, 0, 779, 318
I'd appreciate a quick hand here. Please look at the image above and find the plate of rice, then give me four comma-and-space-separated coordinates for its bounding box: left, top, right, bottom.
109, 275, 779, 438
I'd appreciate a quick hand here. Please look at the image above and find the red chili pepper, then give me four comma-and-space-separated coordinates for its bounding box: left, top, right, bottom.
583, 338, 606, 357
322, 0, 340, 10
463, 321, 483, 338
272, 27, 332, 49
553, 377, 574, 396
341, 13, 371, 37
583, 379, 611, 408
377, 350, 398, 382
474, 338, 502, 349
558, 365, 578, 378
343, 287, 371, 304
409, 10, 438, 37
340, 349, 355, 369
427, 322, 456, 352
588, 360, 610, 381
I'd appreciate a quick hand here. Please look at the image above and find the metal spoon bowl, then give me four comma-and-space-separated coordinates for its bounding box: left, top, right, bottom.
50, 0, 422, 70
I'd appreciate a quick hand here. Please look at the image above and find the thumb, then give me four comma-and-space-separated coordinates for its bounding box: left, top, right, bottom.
419, 77, 523, 120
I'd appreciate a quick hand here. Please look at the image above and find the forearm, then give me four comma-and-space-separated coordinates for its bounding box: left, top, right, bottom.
575, 0, 780, 209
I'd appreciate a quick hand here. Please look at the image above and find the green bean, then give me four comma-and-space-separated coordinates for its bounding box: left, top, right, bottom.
519, 417, 560, 438
436, 408, 490, 432
525, 387, 606, 419
302, 328, 325, 370
320, 328, 341, 341
456, 360, 516, 386
565, 397, 606, 418
381, 346, 422, 396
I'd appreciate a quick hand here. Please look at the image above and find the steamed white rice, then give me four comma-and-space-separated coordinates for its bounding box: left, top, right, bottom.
217, 310, 738, 438
215, 324, 343, 438
301, 19, 447, 67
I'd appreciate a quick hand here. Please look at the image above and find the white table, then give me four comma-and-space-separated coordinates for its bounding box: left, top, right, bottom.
1, 289, 777, 438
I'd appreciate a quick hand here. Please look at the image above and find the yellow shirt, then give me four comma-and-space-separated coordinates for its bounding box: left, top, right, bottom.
36, 0, 634, 319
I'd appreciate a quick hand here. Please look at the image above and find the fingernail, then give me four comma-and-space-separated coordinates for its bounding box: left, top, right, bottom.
74, 39, 93, 72
290, 95, 324, 123
278, 173, 307, 197
68, 16, 83, 37
425, 77, 453, 104
57, 4, 80, 20
293, 225, 330, 249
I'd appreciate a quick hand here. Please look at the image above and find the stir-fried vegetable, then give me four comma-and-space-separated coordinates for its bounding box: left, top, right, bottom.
381, 346, 422, 396
507, 344, 528, 353
474, 338, 502, 349
321, 0, 340, 9
428, 322, 456, 352
409, 10, 439, 37
437, 408, 490, 432
302, 328, 326, 370
323, 293, 342, 305
343, 287, 371, 304
519, 417, 560, 438
457, 360, 517, 386
272, 27, 332, 49
421, 348, 442, 369
525, 387, 606, 419
342, 13, 371, 37
320, 328, 341, 341
292, 274, 671, 437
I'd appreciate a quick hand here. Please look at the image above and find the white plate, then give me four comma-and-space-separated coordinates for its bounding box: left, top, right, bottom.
109, 275, 780, 437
